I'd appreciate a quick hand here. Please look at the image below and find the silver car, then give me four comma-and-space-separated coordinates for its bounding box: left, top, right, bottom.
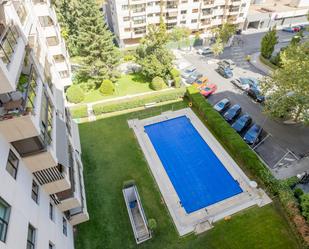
181, 66, 196, 79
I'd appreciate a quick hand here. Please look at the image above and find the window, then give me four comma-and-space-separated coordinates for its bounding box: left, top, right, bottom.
49, 203, 54, 221
192, 9, 198, 13
181, 10, 186, 14
181, 0, 188, 3
0, 198, 11, 242
180, 20, 186, 24
239, 13, 243, 17
147, 1, 153, 6
6, 150, 19, 179
193, 0, 199, 2
27, 224, 36, 249
147, 13, 154, 17
123, 16, 130, 21
62, 217, 67, 236
49, 242, 54, 249
191, 19, 197, 23
31, 180, 39, 204
124, 28, 131, 32
122, 4, 128, 10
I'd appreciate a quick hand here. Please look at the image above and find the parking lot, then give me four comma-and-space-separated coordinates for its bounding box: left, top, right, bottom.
174, 48, 309, 178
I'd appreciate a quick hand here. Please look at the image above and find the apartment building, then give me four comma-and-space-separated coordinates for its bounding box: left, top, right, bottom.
105, 0, 251, 47
244, 0, 309, 31
0, 1, 89, 249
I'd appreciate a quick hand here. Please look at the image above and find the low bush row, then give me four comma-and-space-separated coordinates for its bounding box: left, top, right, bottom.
93, 88, 186, 115
70, 105, 88, 119
186, 86, 309, 245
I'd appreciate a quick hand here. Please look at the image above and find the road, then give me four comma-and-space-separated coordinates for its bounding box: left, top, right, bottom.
175, 31, 309, 173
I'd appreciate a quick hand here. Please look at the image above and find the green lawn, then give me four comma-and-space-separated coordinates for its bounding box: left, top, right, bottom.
75, 103, 302, 249
82, 73, 153, 103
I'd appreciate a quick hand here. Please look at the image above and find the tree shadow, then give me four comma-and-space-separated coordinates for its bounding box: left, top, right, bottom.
131, 73, 150, 84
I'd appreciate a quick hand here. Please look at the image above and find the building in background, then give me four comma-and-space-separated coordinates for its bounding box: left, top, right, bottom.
244, 0, 309, 31
104, 0, 251, 47
0, 1, 88, 249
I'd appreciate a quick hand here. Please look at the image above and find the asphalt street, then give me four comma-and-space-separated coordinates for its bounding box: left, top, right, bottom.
175, 31, 309, 172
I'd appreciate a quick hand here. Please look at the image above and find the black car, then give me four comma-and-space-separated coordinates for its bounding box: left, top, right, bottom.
231, 114, 252, 133
213, 98, 230, 113
223, 104, 241, 123
247, 86, 265, 103
186, 71, 203, 84
243, 124, 262, 145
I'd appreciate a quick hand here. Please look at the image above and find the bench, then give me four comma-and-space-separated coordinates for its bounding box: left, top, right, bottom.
144, 102, 156, 108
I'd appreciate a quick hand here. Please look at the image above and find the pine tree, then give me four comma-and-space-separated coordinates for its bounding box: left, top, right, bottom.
260, 27, 278, 59
75, 0, 120, 86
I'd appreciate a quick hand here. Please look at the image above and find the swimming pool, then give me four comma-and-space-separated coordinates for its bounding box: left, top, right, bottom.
145, 116, 243, 214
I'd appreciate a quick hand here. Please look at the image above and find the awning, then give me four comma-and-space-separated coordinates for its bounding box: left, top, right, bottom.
56, 116, 70, 168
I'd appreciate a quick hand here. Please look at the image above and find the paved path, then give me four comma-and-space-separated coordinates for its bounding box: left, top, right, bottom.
249, 53, 273, 76
68, 88, 175, 108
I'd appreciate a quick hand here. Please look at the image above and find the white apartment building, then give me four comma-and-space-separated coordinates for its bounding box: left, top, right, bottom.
244, 0, 309, 31
0, 1, 89, 249
105, 0, 251, 47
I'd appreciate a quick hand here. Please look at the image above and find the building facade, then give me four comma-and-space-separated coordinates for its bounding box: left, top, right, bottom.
0, 1, 88, 249
105, 0, 251, 47
244, 0, 309, 31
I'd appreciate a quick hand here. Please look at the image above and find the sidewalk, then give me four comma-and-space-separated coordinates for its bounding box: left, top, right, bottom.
249, 53, 273, 75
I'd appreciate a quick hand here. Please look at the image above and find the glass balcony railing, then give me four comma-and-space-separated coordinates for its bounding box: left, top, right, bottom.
0, 65, 38, 121
0, 26, 20, 67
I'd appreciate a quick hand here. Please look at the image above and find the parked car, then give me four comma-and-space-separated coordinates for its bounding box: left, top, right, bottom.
181, 66, 196, 79
186, 71, 203, 84
223, 104, 241, 123
231, 77, 251, 91
213, 98, 230, 113
200, 84, 217, 97
243, 124, 262, 145
218, 59, 236, 69
216, 66, 233, 78
192, 76, 208, 88
197, 47, 213, 55
282, 26, 300, 33
231, 114, 252, 133
247, 86, 265, 103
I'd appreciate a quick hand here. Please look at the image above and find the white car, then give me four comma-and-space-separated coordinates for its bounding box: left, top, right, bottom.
218, 59, 236, 69
197, 47, 213, 55
181, 66, 196, 79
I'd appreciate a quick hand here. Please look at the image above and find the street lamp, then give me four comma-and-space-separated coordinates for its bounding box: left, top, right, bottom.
252, 91, 295, 149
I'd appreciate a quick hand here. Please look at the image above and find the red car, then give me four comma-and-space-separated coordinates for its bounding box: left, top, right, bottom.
200, 83, 217, 97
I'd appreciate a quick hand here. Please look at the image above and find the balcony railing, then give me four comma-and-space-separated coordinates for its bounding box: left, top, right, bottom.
0, 26, 20, 67
0, 65, 37, 121
33, 165, 65, 185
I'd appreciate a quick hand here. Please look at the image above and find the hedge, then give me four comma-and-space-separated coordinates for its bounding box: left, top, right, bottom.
186, 86, 309, 245
259, 55, 279, 70
70, 105, 88, 119
93, 88, 185, 115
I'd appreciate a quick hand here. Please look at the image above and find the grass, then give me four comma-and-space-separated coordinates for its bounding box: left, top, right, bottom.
75, 102, 302, 249
82, 73, 153, 103
259, 55, 279, 70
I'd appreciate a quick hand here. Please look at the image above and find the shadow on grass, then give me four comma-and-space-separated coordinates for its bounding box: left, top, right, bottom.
131, 72, 151, 84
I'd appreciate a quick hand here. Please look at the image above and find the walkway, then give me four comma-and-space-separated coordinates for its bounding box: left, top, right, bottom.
249, 53, 273, 75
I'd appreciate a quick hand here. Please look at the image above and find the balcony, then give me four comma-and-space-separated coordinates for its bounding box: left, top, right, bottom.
0, 25, 27, 93
0, 65, 42, 142
11, 86, 57, 171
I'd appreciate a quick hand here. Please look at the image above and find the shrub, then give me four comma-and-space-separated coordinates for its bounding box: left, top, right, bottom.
70, 105, 88, 119
300, 194, 309, 221
294, 188, 304, 199
66, 85, 85, 103
170, 68, 181, 88
93, 88, 185, 115
270, 52, 281, 67
123, 54, 135, 62
148, 218, 157, 231
150, 76, 166, 91
99, 79, 115, 95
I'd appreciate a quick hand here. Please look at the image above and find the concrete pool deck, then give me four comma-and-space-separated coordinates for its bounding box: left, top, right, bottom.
128, 108, 272, 236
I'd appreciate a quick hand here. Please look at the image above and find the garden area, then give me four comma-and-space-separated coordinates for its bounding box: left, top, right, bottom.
74, 101, 303, 249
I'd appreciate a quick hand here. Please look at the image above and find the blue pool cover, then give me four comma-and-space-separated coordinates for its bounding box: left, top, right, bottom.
144, 116, 243, 214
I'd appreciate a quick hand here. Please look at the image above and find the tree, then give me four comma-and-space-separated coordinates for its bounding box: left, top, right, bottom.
211, 38, 224, 57
148, 218, 157, 232
66, 85, 85, 103
75, 0, 120, 87
170, 68, 181, 88
99, 79, 114, 95
150, 76, 166, 90
261, 27, 278, 59
136, 18, 174, 81
261, 41, 309, 123
53, 0, 81, 56
169, 27, 190, 48
290, 30, 304, 46
300, 194, 309, 221
211, 23, 236, 44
